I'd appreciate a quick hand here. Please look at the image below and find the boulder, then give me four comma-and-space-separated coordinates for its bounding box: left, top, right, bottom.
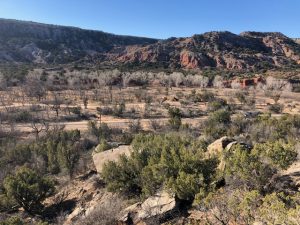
207, 137, 251, 171
92, 145, 132, 173
207, 136, 234, 157
119, 190, 176, 224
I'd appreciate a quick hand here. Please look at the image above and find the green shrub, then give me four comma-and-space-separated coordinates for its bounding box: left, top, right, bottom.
70, 106, 81, 115
88, 121, 111, 140
268, 103, 284, 114
253, 140, 297, 170
97, 106, 113, 115
224, 145, 275, 191
95, 139, 111, 152
102, 134, 219, 201
13, 110, 32, 123
168, 107, 182, 131
4, 167, 55, 214
235, 91, 247, 104
0, 217, 27, 225
204, 109, 231, 139
0, 193, 17, 212
5, 144, 32, 166
207, 99, 228, 112
199, 90, 215, 102
209, 109, 231, 124
249, 114, 300, 142
113, 102, 125, 117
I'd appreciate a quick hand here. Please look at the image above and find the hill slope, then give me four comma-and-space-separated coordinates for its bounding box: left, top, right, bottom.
0, 19, 300, 71
110, 31, 300, 70
0, 19, 158, 64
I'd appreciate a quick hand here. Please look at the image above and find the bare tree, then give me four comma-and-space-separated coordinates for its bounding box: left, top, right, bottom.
213, 75, 225, 88
25, 70, 47, 102
50, 93, 64, 117
83, 96, 88, 109
170, 72, 184, 87
47, 123, 66, 135
30, 119, 49, 140
262, 76, 292, 104
185, 74, 209, 88
149, 119, 161, 131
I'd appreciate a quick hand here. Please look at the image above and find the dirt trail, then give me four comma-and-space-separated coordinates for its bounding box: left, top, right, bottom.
2, 116, 208, 133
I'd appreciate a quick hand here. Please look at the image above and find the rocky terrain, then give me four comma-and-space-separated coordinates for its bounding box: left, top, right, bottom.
112, 31, 300, 70
43, 137, 300, 225
1, 19, 300, 71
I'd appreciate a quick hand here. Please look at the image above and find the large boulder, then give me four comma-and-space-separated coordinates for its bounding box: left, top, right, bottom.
92, 145, 132, 173
207, 137, 251, 171
207, 137, 249, 171
119, 190, 177, 224
207, 136, 234, 157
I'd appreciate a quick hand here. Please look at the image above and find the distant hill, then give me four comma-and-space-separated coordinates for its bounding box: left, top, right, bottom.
0, 18, 158, 64
110, 31, 300, 71
0, 18, 300, 71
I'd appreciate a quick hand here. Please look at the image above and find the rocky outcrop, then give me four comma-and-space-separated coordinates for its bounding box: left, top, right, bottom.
206, 137, 250, 170
119, 190, 177, 224
45, 172, 123, 225
206, 136, 235, 170
1, 19, 300, 71
92, 145, 132, 173
111, 31, 300, 71
207, 136, 234, 157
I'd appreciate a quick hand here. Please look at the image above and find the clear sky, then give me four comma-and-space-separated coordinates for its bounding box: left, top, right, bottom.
0, 0, 299, 39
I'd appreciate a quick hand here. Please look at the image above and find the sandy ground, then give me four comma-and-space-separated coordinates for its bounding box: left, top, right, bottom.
2, 87, 300, 134
2, 116, 208, 133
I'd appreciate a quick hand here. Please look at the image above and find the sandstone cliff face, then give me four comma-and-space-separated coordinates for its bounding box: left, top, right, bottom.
1, 19, 300, 71
242, 32, 300, 63
111, 31, 300, 70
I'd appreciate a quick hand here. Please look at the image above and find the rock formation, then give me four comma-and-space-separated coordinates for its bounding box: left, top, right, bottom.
206, 136, 250, 170
119, 190, 177, 224
1, 19, 300, 71
92, 145, 131, 173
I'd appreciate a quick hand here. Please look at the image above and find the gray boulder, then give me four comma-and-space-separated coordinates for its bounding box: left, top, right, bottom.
119, 190, 177, 224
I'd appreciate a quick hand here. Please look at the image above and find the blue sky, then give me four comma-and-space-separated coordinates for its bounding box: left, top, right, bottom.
0, 0, 299, 39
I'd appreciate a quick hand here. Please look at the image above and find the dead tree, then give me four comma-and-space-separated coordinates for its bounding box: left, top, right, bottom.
83, 96, 88, 109
25, 71, 47, 102
50, 94, 64, 117
30, 120, 49, 140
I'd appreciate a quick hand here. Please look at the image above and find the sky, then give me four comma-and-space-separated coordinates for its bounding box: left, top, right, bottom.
0, 0, 299, 39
